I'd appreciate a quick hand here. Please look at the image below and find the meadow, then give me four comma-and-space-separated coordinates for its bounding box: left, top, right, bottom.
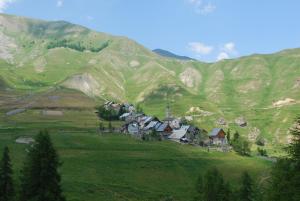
0, 126, 271, 201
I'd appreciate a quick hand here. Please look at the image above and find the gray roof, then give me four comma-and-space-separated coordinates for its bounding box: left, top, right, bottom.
168, 125, 190, 139
120, 113, 130, 118
209, 128, 223, 137
144, 121, 159, 130
142, 116, 153, 124
156, 122, 169, 132
154, 122, 162, 130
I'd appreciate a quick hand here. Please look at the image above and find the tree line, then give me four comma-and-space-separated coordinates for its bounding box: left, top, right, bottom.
0, 130, 65, 201
47, 39, 110, 52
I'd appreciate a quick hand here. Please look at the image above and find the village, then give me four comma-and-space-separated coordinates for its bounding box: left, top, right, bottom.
98, 101, 229, 150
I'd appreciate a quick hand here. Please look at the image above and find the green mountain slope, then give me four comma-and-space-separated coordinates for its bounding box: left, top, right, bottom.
0, 13, 300, 153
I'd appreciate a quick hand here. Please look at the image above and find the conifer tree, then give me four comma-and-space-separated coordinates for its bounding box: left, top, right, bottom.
288, 116, 300, 167
238, 171, 254, 201
267, 116, 300, 201
226, 129, 231, 144
0, 146, 14, 201
195, 168, 231, 201
20, 130, 65, 201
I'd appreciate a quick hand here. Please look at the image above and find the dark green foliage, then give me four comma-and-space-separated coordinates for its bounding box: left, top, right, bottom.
118, 105, 127, 116
267, 159, 294, 201
99, 121, 105, 131
257, 147, 267, 156
47, 39, 109, 52
136, 104, 143, 113
238, 172, 255, 201
20, 130, 65, 201
142, 130, 161, 141
232, 131, 251, 156
108, 121, 113, 132
89, 41, 110, 52
97, 105, 119, 121
0, 146, 14, 201
161, 196, 175, 201
227, 129, 231, 144
267, 116, 300, 201
149, 130, 161, 141
287, 117, 300, 166
233, 131, 240, 142
195, 168, 231, 201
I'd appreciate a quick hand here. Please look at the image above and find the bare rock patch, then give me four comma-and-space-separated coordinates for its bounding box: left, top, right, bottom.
179, 68, 202, 88
62, 73, 102, 97
272, 98, 296, 107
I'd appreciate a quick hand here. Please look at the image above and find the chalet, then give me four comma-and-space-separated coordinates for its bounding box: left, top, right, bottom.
168, 125, 190, 142
143, 120, 161, 133
209, 128, 227, 145
139, 116, 159, 128
124, 113, 144, 124
156, 122, 173, 137
127, 121, 139, 135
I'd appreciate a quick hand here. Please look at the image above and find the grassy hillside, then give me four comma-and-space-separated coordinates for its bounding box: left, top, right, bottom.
0, 13, 300, 153
0, 130, 271, 201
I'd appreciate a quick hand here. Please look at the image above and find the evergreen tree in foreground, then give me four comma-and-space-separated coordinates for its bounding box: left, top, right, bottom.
0, 146, 14, 201
195, 168, 231, 201
287, 116, 300, 167
238, 172, 255, 201
267, 116, 300, 201
20, 130, 65, 201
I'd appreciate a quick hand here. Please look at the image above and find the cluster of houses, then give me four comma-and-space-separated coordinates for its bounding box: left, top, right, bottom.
102, 101, 228, 146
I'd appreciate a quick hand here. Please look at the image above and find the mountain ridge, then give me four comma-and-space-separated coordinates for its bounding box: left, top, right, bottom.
0, 13, 300, 153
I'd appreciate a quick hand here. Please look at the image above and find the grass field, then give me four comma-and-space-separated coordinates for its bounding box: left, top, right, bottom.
0, 128, 272, 201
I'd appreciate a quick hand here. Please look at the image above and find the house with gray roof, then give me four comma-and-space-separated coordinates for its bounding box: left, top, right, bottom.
209, 128, 227, 145
168, 125, 190, 141
156, 122, 173, 137
143, 121, 161, 133
128, 121, 139, 135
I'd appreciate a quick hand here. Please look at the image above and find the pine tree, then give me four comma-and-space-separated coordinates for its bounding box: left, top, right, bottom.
288, 116, 300, 167
0, 146, 14, 201
239, 172, 254, 201
20, 130, 65, 201
226, 129, 231, 144
233, 131, 240, 142
195, 168, 231, 201
267, 117, 300, 201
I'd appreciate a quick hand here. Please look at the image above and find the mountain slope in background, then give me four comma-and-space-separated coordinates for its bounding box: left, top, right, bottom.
153, 48, 195, 61
0, 13, 300, 154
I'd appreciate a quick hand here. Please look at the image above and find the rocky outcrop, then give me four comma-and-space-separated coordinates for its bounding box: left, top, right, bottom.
62, 73, 102, 97
216, 117, 227, 126
272, 98, 296, 107
0, 31, 17, 63
179, 67, 201, 88
248, 127, 261, 142
235, 117, 247, 127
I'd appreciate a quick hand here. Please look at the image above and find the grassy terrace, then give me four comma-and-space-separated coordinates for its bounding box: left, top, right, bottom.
0, 128, 272, 201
